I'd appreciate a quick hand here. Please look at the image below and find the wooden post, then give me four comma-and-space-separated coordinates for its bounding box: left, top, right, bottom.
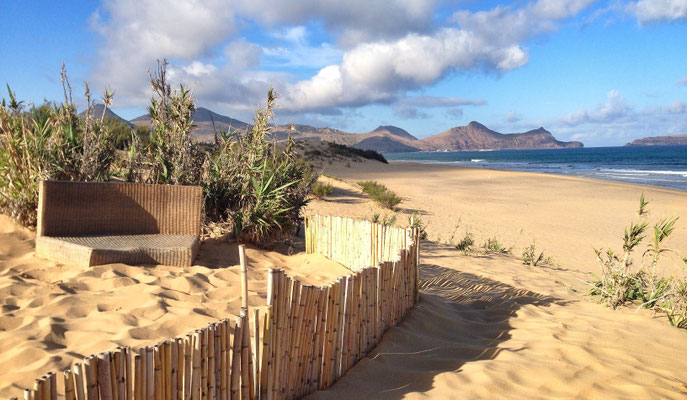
208, 326, 216, 400
219, 321, 228, 400
171, 341, 179, 400
230, 315, 242, 400
240, 310, 251, 400
153, 346, 162, 400
84, 356, 99, 400
64, 370, 76, 400
73, 363, 86, 400
253, 309, 260, 399
145, 347, 154, 400
184, 336, 193, 400
192, 331, 202, 400
98, 353, 114, 400
239, 245, 248, 309
134, 356, 142, 400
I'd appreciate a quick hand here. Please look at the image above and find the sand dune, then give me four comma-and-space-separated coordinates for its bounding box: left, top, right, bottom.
0, 215, 349, 397
305, 242, 687, 399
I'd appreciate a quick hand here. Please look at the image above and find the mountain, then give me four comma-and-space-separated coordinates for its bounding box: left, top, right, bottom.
370, 125, 418, 141
354, 136, 420, 153
130, 107, 250, 141
625, 134, 687, 146
128, 106, 581, 151
416, 122, 583, 151
79, 104, 134, 128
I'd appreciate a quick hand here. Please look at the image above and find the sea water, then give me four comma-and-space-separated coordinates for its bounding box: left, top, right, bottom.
384, 145, 687, 192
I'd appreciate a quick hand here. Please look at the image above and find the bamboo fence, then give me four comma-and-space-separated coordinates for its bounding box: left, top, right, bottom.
12, 216, 419, 400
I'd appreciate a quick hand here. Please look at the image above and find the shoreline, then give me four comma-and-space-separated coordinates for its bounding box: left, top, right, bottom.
318, 159, 687, 277
388, 160, 687, 195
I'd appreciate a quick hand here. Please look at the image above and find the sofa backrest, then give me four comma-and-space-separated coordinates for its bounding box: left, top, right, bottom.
37, 181, 203, 237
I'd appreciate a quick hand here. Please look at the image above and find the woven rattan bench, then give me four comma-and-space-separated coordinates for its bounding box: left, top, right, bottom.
35, 181, 203, 267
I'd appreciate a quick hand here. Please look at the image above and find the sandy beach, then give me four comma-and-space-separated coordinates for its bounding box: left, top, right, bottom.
2, 160, 687, 398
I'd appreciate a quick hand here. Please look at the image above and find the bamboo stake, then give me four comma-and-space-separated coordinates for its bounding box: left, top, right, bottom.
229, 315, 242, 400
184, 336, 193, 400
171, 341, 178, 400
192, 331, 201, 400
134, 356, 142, 400
153, 346, 162, 400
208, 326, 216, 400
64, 370, 76, 400
98, 353, 114, 400
214, 323, 221, 400
200, 329, 208, 400
125, 348, 133, 400
259, 308, 271, 400
253, 309, 260, 399
240, 310, 252, 400
239, 245, 248, 309
146, 347, 154, 400
84, 356, 99, 400
112, 349, 122, 400
32, 379, 41, 400
48, 372, 57, 400
219, 321, 228, 400
73, 363, 86, 400
24, 388, 32, 400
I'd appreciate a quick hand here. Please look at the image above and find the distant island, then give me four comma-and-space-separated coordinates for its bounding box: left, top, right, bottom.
114, 105, 584, 152
625, 134, 687, 146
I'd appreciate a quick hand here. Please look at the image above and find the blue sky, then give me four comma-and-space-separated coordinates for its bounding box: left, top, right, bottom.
1, 0, 686, 146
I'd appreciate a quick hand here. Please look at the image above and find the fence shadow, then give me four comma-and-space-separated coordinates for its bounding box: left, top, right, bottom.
307, 263, 560, 399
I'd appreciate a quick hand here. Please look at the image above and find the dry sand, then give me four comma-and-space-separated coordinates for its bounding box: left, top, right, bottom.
2, 159, 687, 399
0, 216, 349, 397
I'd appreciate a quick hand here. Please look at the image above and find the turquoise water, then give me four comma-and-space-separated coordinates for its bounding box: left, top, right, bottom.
384, 146, 687, 191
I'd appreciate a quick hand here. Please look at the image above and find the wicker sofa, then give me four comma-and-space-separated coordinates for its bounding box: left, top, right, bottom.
35, 181, 203, 267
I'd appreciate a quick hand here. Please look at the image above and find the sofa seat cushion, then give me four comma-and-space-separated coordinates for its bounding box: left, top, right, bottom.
36, 234, 200, 268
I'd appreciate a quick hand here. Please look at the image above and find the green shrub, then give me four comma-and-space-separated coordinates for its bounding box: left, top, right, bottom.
358, 180, 403, 210
0, 66, 116, 227
587, 194, 686, 329
326, 142, 388, 163
1, 61, 316, 249
454, 231, 474, 254
408, 211, 428, 240
482, 237, 509, 254
312, 182, 334, 199
522, 241, 545, 266
202, 89, 316, 247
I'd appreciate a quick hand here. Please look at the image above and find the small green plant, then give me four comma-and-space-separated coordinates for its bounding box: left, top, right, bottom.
311, 182, 334, 200
358, 180, 403, 210
408, 211, 428, 240
586, 194, 686, 329
522, 241, 545, 266
370, 213, 396, 226
482, 237, 509, 254
454, 231, 474, 254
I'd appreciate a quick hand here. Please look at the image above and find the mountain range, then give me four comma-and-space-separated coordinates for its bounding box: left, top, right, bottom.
109, 105, 584, 152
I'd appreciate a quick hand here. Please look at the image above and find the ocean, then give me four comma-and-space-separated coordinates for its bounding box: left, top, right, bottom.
384, 145, 687, 192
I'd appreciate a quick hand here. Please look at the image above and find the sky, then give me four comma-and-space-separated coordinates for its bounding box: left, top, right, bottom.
1, 0, 686, 147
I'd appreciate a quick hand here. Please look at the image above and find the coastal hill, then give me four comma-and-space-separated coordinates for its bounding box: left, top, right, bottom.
417, 121, 583, 151
131, 106, 250, 141
116, 106, 582, 151
625, 134, 687, 146
79, 104, 134, 128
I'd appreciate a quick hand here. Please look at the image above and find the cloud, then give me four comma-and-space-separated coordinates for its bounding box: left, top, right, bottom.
392, 104, 431, 119
505, 110, 522, 123
552, 93, 687, 146
262, 27, 342, 69
235, 0, 438, 46
282, 0, 595, 112
224, 39, 262, 69
400, 96, 485, 107
560, 90, 632, 126
90, 0, 237, 106
628, 0, 687, 24
666, 100, 687, 113
445, 108, 464, 119
678, 75, 687, 86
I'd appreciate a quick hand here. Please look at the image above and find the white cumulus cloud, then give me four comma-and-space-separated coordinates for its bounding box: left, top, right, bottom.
628, 0, 687, 23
